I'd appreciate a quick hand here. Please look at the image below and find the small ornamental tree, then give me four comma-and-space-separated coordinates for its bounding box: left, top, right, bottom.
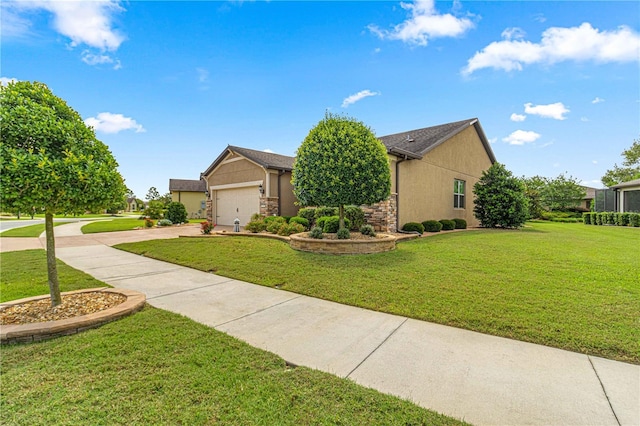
166, 201, 188, 224
292, 113, 391, 230
473, 162, 529, 228
0, 81, 126, 306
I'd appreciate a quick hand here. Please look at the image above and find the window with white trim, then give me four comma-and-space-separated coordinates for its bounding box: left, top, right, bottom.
454, 179, 465, 209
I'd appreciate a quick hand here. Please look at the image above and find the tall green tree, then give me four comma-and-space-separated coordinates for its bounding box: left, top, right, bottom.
521, 175, 546, 219
145, 186, 160, 201
602, 137, 640, 186
540, 174, 586, 211
292, 113, 391, 230
0, 81, 126, 306
474, 163, 528, 228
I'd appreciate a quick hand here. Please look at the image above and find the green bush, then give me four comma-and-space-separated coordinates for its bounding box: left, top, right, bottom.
165, 202, 188, 224
297, 208, 316, 226
144, 218, 154, 228
336, 228, 350, 239
583, 212, 591, 225
596, 212, 605, 225
266, 217, 287, 233
360, 224, 376, 237
315, 207, 338, 220
277, 222, 305, 236
144, 200, 165, 219
245, 220, 267, 233
590, 212, 597, 225
606, 212, 616, 225
621, 213, 631, 226
402, 222, 424, 234
319, 216, 350, 233
308, 226, 323, 239
289, 216, 310, 230
283, 216, 292, 223
157, 219, 173, 227
439, 219, 456, 231
345, 205, 365, 230
422, 220, 442, 233
630, 213, 640, 227
453, 218, 467, 229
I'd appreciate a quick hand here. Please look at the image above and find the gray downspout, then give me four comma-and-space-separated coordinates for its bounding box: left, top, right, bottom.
278, 170, 286, 215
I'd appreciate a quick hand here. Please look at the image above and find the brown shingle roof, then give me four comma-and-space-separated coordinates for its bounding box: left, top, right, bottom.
228, 146, 295, 170
610, 178, 640, 189
169, 179, 206, 192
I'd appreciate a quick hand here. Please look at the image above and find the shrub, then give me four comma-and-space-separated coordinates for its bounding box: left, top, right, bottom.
606, 212, 616, 225
144, 218, 154, 228
630, 213, 640, 227
422, 220, 442, 233
596, 212, 605, 225
583, 212, 591, 225
453, 218, 467, 229
250, 213, 263, 222
297, 208, 316, 226
621, 213, 631, 226
283, 216, 292, 223
289, 216, 310, 230
360, 224, 376, 237
277, 222, 305, 236
336, 228, 350, 239
165, 202, 188, 224
200, 221, 214, 234
319, 216, 350, 233
345, 205, 365, 230
402, 222, 425, 234
266, 217, 287, 233
315, 207, 338, 220
308, 226, 323, 239
245, 220, 266, 233
439, 219, 456, 231
589, 212, 597, 225
157, 219, 173, 227
144, 200, 165, 219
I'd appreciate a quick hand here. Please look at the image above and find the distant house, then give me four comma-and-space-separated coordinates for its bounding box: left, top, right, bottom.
126, 197, 138, 212
201, 118, 496, 230
580, 186, 597, 211
610, 178, 640, 213
169, 179, 207, 219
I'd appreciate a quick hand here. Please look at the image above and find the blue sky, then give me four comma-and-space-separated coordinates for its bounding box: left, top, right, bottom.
2, 0, 639, 198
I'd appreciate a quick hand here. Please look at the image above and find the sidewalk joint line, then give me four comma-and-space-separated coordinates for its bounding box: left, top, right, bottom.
588, 355, 621, 426
346, 317, 408, 379
214, 295, 304, 327
146, 278, 238, 300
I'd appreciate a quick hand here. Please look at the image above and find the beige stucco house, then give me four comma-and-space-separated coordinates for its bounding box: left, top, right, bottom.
201, 118, 496, 230
610, 178, 640, 213
169, 179, 207, 219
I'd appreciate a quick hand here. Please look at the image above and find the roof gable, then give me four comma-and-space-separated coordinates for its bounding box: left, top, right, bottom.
379, 118, 496, 163
202, 145, 295, 177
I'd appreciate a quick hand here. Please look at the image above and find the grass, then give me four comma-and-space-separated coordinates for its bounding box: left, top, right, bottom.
116, 222, 640, 364
0, 250, 110, 302
0, 222, 67, 238
81, 218, 146, 234
0, 251, 461, 425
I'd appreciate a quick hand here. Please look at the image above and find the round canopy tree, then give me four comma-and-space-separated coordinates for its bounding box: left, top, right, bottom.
292, 113, 391, 230
0, 81, 126, 306
473, 162, 529, 228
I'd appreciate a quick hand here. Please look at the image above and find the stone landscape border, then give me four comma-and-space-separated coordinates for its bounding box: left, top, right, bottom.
289, 233, 398, 254
0, 288, 146, 344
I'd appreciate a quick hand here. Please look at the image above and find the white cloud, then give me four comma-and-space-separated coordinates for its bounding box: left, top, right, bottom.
341, 89, 380, 108
196, 67, 209, 83
502, 130, 541, 145
533, 13, 547, 24
462, 22, 640, 75
263, 149, 274, 153
81, 51, 120, 70
0, 77, 19, 86
592, 160, 598, 165
510, 113, 526, 122
85, 112, 145, 134
368, 0, 475, 47
501, 27, 526, 41
488, 137, 497, 144
591, 97, 605, 104
524, 102, 570, 120
581, 117, 589, 122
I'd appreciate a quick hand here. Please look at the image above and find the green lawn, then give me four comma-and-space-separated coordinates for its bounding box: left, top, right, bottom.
81, 218, 146, 234
0, 250, 109, 302
0, 251, 460, 426
0, 222, 67, 238
116, 222, 640, 364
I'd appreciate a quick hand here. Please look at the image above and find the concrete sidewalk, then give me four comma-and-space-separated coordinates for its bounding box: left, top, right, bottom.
54, 243, 640, 426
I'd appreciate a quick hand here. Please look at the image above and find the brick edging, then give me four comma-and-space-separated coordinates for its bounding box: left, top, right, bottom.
0, 288, 146, 344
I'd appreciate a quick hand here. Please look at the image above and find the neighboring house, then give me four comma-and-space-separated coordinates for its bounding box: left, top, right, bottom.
169, 179, 207, 219
201, 118, 496, 230
126, 197, 138, 212
610, 178, 640, 213
580, 186, 597, 211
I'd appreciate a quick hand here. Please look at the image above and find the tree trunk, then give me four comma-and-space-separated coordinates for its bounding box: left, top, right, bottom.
45, 212, 62, 307
338, 204, 345, 230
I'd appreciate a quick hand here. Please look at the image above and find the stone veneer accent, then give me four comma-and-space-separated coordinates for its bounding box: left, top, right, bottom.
362, 194, 397, 233
206, 199, 213, 223
260, 196, 279, 217
290, 233, 396, 254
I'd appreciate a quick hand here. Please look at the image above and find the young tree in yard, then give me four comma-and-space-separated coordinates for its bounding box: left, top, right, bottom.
602, 137, 640, 186
541, 174, 586, 211
146, 186, 161, 201
0, 81, 126, 306
521, 175, 546, 219
474, 163, 529, 228
292, 113, 391, 231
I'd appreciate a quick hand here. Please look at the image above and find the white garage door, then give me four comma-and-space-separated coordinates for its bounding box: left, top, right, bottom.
216, 186, 260, 226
